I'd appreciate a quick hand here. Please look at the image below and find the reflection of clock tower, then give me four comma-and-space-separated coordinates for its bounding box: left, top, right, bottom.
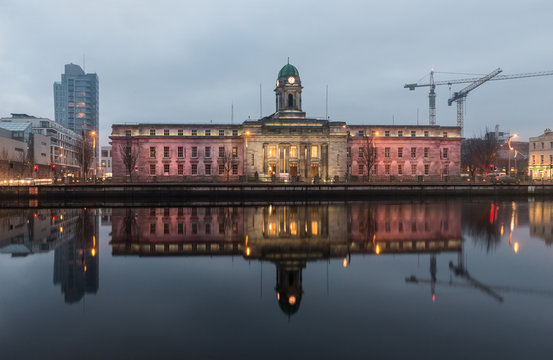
275, 61, 306, 119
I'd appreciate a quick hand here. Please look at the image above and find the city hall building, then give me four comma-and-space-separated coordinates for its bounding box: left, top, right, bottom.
111, 63, 462, 181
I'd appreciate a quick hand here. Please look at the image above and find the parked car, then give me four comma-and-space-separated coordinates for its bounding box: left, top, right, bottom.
487, 174, 520, 184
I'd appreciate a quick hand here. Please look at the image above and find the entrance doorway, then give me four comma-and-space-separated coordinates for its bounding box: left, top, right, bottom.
290, 164, 298, 177
269, 164, 276, 176
311, 164, 319, 177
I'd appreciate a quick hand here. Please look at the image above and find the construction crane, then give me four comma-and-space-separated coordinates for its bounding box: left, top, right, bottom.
448, 68, 502, 136
404, 68, 553, 133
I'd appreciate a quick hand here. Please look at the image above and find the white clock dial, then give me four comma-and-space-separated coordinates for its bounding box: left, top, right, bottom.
288, 76, 295, 84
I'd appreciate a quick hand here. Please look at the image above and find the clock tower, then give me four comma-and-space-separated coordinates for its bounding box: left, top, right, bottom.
275, 62, 305, 118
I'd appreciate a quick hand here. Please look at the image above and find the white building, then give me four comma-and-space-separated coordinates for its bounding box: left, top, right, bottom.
100, 146, 112, 178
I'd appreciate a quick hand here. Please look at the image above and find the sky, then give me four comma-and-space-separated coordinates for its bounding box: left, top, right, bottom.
0, 0, 552, 146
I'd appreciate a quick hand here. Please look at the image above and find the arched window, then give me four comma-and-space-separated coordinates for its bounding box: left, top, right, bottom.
288, 94, 294, 108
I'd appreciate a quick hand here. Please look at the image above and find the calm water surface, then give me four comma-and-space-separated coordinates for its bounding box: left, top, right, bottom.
1, 199, 552, 359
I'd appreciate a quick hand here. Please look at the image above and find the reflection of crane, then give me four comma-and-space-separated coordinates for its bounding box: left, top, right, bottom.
447, 68, 502, 136
404, 68, 553, 133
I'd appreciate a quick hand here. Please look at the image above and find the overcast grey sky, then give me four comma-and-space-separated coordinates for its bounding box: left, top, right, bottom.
1, 0, 552, 146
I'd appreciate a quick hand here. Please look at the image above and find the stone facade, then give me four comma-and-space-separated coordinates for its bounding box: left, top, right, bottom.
110, 63, 462, 181
528, 129, 553, 179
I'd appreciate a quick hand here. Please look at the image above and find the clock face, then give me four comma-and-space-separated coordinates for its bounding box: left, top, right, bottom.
276, 79, 279, 87
288, 76, 295, 84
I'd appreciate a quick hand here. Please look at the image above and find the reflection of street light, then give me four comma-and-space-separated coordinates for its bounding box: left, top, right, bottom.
507, 133, 518, 176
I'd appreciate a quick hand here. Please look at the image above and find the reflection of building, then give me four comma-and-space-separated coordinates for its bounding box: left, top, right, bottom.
111, 203, 462, 315
529, 200, 553, 245
111, 63, 462, 181
53, 209, 99, 303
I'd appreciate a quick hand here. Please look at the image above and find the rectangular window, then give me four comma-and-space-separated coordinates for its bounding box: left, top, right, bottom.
550, 155, 553, 164
424, 148, 429, 158
442, 148, 448, 159
178, 223, 183, 234
205, 129, 211, 136
424, 130, 429, 137
192, 130, 197, 136
150, 164, 155, 175
358, 130, 364, 137
532, 155, 535, 165
205, 223, 211, 234
398, 147, 403, 158
372, 165, 378, 176
358, 164, 364, 174
192, 147, 197, 158
443, 165, 449, 175
311, 146, 319, 158
178, 147, 183, 158
533, 143, 536, 150
192, 164, 198, 175
164, 146, 169, 158
205, 146, 211, 158
443, 132, 448, 138
150, 147, 156, 158
219, 146, 225, 158
385, 164, 390, 175
269, 146, 276, 157
219, 129, 225, 136
550, 142, 553, 149
164, 223, 169, 234
164, 129, 169, 136
411, 164, 417, 175
150, 223, 156, 234
385, 131, 390, 137
411, 131, 416, 137
125, 130, 131, 137
178, 164, 184, 175
192, 223, 197, 234
232, 129, 238, 136
232, 147, 238, 158
219, 223, 225, 234
411, 147, 417, 159
178, 129, 183, 136
150, 129, 155, 136
424, 164, 429, 175
164, 164, 170, 174
358, 147, 364, 158
205, 164, 211, 175
232, 164, 238, 174
542, 142, 545, 149
385, 147, 390, 158
251, 153, 254, 166
290, 146, 297, 158
398, 131, 403, 137
541, 155, 544, 164
219, 164, 225, 174
398, 164, 403, 175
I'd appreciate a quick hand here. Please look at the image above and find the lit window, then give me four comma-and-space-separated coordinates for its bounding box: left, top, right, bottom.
150, 147, 156, 158
311, 146, 319, 158
311, 221, 318, 236
77, 113, 85, 118
269, 146, 276, 157
290, 146, 297, 158
232, 147, 238, 158
290, 222, 298, 235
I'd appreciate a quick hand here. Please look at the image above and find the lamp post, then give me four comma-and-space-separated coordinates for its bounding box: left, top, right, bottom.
507, 133, 518, 176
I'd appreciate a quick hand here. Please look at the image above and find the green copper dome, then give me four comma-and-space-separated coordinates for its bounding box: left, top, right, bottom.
278, 63, 299, 78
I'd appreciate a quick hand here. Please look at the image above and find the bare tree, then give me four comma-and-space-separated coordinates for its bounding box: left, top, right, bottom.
360, 134, 377, 181
75, 137, 94, 183
119, 138, 138, 182
222, 149, 234, 181
462, 130, 500, 177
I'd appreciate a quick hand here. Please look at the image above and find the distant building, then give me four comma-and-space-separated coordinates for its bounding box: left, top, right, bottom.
528, 129, 553, 179
53, 63, 99, 147
100, 146, 112, 178
111, 63, 462, 180
0, 114, 81, 178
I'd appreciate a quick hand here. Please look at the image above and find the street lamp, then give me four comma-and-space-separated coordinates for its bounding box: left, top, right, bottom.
243, 130, 251, 181
507, 133, 518, 176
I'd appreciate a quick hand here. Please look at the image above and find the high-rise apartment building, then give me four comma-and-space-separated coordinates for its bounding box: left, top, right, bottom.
53, 63, 99, 141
